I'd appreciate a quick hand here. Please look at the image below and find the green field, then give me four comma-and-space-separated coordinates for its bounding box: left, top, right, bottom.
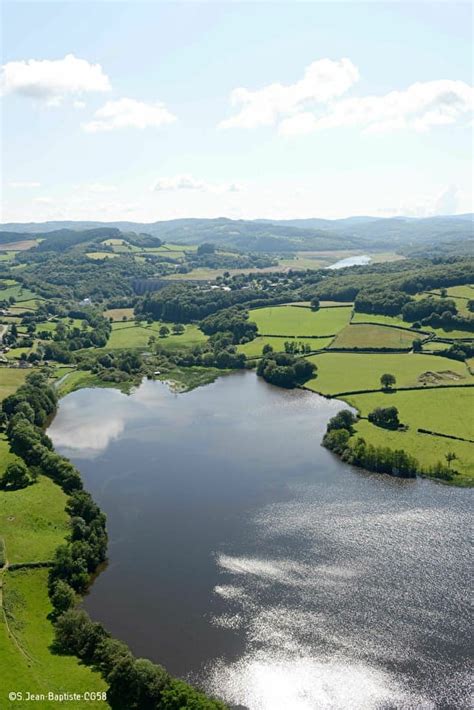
106, 320, 207, 350
238, 335, 334, 358
344, 388, 474, 482
329, 324, 417, 350
0, 476, 69, 565
0, 369, 28, 401
304, 352, 474, 395
0, 283, 40, 302
86, 251, 119, 260
103, 307, 135, 321
0, 569, 106, 708
249, 305, 352, 337
351, 310, 473, 339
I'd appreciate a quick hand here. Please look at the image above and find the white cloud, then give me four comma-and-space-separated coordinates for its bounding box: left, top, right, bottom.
82, 98, 176, 132
219, 58, 359, 129
153, 174, 241, 194
78, 182, 117, 193
8, 181, 41, 188
34, 196, 53, 205
0, 54, 111, 105
280, 79, 474, 136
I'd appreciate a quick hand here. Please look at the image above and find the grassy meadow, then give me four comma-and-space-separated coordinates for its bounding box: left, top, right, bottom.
249, 305, 352, 337
106, 320, 207, 350
238, 335, 334, 358
329, 324, 416, 350
304, 352, 474, 395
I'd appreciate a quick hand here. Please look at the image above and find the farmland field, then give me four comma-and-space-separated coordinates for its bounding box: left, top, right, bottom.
329, 324, 417, 349
103, 307, 135, 321
350, 310, 473, 339
0, 569, 106, 707
0, 476, 69, 564
249, 305, 352, 337
86, 251, 119, 260
304, 352, 474, 395
106, 320, 207, 350
344, 388, 474, 482
0, 368, 27, 400
238, 335, 334, 358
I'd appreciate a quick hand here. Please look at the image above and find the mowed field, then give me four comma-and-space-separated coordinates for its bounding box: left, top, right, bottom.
304, 352, 474, 395
106, 320, 207, 350
103, 307, 135, 321
329, 324, 417, 350
0, 569, 106, 707
249, 305, 352, 336
0, 369, 28, 400
238, 336, 334, 358
343, 388, 474, 482
351, 310, 473, 339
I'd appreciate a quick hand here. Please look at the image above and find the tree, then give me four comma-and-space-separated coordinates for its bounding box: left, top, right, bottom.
412, 338, 422, 352
172, 323, 185, 335
310, 297, 320, 311
445, 451, 457, 468
159, 325, 170, 338
380, 373, 396, 390
262, 343, 273, 355
468, 300, 474, 313
368, 406, 400, 430
2, 460, 34, 489
50, 580, 76, 615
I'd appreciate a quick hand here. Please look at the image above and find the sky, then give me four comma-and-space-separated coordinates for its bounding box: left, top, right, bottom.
1, 1, 473, 223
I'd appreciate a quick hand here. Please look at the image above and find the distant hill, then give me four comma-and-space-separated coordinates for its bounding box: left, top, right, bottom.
1, 214, 472, 253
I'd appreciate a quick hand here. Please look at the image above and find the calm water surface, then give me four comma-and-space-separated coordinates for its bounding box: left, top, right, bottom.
48, 373, 472, 710
328, 255, 371, 269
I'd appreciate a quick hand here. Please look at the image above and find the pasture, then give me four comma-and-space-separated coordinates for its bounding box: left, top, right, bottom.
329, 324, 416, 350
249, 305, 352, 337
304, 352, 474, 395
103, 307, 135, 321
0, 476, 69, 564
106, 320, 207, 350
86, 251, 119, 260
345, 388, 474, 482
0, 369, 28, 401
0, 569, 106, 706
351, 310, 473, 339
238, 335, 334, 358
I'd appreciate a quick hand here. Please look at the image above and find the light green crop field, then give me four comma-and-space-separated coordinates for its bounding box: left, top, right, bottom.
351, 310, 473, 339
0, 569, 106, 708
249, 305, 352, 337
351, 312, 419, 329
36, 318, 86, 333
422, 341, 454, 352
86, 251, 119, 260
0, 283, 39, 302
0, 369, 27, 401
329, 324, 417, 350
238, 336, 334, 358
417, 286, 474, 315
107, 320, 207, 350
0, 476, 69, 564
103, 307, 135, 321
344, 389, 474, 482
304, 352, 474, 395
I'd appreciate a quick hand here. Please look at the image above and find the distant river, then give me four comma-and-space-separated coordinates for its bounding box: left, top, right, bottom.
328, 254, 371, 269
48, 373, 471, 710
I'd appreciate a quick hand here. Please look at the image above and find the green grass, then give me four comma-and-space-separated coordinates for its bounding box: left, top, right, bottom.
0, 569, 106, 708
329, 324, 417, 350
0, 476, 69, 565
0, 283, 39, 302
238, 336, 334, 358
351, 310, 473, 339
304, 352, 474, 395
86, 251, 119, 260
0, 369, 28, 401
344, 388, 474, 483
249, 305, 352, 337
106, 321, 207, 350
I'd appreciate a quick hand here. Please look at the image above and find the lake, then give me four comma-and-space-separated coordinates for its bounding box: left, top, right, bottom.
328, 255, 371, 269
48, 372, 472, 710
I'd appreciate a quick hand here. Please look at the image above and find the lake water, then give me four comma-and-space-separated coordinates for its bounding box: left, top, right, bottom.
328, 255, 371, 269
48, 373, 472, 710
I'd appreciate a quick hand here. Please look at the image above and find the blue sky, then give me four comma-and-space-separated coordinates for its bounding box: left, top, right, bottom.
2, 1, 472, 223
